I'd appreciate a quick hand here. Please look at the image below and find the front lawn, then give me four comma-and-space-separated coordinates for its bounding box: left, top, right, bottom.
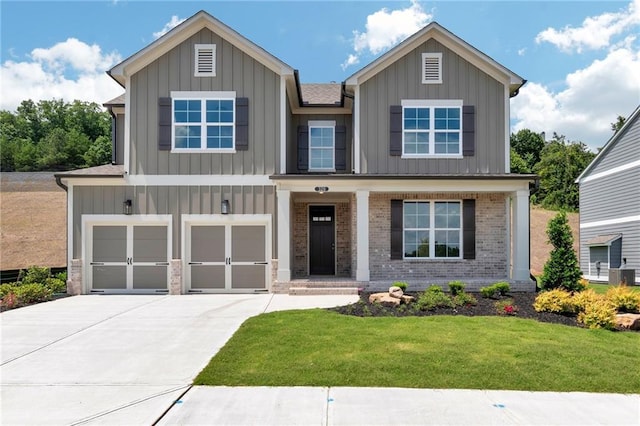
194, 310, 640, 393
589, 283, 640, 295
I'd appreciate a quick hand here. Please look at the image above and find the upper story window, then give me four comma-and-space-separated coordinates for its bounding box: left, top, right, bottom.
403, 200, 461, 259
401, 100, 462, 157
309, 120, 335, 171
422, 52, 442, 84
172, 91, 235, 151
194, 44, 216, 77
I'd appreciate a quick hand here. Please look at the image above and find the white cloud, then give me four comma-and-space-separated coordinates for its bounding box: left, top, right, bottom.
0, 39, 123, 111
342, 0, 432, 70
517, 48, 526, 56
153, 15, 186, 39
535, 0, 640, 52
511, 47, 640, 150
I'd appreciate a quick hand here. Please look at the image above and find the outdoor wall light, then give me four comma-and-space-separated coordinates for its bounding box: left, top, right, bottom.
123, 199, 133, 215
221, 199, 230, 215
314, 186, 329, 194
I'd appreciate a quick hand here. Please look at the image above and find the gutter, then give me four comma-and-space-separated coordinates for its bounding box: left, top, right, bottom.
55, 175, 68, 192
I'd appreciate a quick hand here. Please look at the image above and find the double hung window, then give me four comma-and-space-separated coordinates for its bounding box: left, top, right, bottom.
403, 201, 461, 259
309, 120, 335, 170
401, 100, 462, 157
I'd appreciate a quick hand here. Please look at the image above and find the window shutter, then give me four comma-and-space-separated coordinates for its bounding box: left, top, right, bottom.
390, 105, 402, 156
463, 105, 475, 156
390, 199, 403, 260
463, 199, 476, 260
158, 97, 172, 151
335, 125, 346, 171
235, 97, 249, 151
297, 125, 309, 171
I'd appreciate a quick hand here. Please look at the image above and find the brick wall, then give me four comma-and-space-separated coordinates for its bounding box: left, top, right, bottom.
368, 192, 508, 282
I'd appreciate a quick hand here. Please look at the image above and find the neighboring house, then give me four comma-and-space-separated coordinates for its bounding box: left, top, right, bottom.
55, 10, 535, 295
576, 105, 640, 284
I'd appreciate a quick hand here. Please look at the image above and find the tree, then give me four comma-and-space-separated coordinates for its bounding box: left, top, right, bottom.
510, 129, 545, 172
509, 148, 530, 173
611, 115, 626, 134
540, 212, 582, 291
84, 135, 112, 167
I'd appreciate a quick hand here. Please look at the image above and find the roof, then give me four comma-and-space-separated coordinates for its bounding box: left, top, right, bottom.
586, 234, 622, 246
54, 164, 125, 178
300, 84, 341, 106
104, 94, 125, 107
576, 104, 640, 183
344, 21, 525, 96
108, 10, 295, 88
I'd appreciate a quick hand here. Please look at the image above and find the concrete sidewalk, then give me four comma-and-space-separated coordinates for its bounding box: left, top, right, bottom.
159, 386, 639, 425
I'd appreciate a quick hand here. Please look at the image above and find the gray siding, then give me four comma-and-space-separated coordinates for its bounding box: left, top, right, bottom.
579, 222, 640, 283
129, 28, 281, 175
579, 167, 640, 223
115, 113, 125, 165
359, 38, 506, 175
584, 112, 640, 175
287, 114, 353, 173
73, 185, 276, 258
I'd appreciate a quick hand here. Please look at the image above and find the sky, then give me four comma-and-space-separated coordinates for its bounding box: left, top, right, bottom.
1, 0, 639, 151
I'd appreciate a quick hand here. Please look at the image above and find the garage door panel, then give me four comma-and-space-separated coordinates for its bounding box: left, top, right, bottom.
93, 226, 126, 262
92, 266, 126, 290
191, 265, 225, 289
232, 226, 265, 262
132, 266, 167, 290
232, 265, 265, 289
192, 226, 225, 262
133, 226, 167, 262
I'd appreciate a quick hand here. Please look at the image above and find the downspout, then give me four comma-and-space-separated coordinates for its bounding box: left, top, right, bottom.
530, 178, 539, 290
55, 175, 68, 192
108, 108, 117, 165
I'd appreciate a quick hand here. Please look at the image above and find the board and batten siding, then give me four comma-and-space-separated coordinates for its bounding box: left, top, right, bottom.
359, 38, 506, 175
580, 223, 640, 282
72, 185, 276, 259
579, 167, 640, 223
129, 28, 281, 176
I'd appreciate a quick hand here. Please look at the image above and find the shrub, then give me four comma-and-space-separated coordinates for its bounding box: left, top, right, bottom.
533, 288, 575, 314
480, 286, 497, 298
392, 281, 408, 292
417, 286, 454, 311
573, 289, 601, 313
21, 266, 51, 284
605, 285, 640, 313
44, 277, 66, 294
0, 283, 17, 298
577, 300, 616, 330
13, 283, 52, 305
540, 212, 582, 291
448, 281, 466, 296
453, 292, 477, 307
55, 271, 68, 282
493, 282, 511, 296
1, 292, 18, 309
495, 299, 518, 315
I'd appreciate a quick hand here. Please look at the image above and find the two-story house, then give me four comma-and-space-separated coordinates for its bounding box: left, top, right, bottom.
55, 10, 535, 295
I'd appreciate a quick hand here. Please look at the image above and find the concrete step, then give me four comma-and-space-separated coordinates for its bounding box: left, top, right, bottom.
288, 287, 360, 296
289, 281, 363, 289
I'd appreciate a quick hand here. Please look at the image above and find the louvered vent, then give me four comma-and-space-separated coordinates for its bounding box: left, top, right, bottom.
422, 53, 442, 84
195, 44, 216, 77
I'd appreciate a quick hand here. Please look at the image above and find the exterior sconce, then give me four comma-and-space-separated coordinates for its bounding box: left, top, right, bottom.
123, 199, 133, 215
314, 186, 329, 194
221, 199, 230, 215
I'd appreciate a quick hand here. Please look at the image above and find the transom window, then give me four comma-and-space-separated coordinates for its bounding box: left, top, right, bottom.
172, 91, 235, 151
401, 100, 462, 157
309, 120, 335, 170
403, 201, 461, 259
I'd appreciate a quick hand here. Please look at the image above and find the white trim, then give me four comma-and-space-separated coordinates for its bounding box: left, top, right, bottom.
400, 101, 463, 157
67, 185, 74, 274
171, 91, 236, 98
125, 174, 272, 186
124, 76, 131, 174
276, 189, 291, 282
356, 190, 370, 281
421, 52, 442, 84
580, 215, 640, 229
308, 120, 336, 171
353, 86, 361, 173
504, 84, 510, 173
512, 189, 530, 281
401, 154, 463, 160
505, 197, 511, 279
279, 75, 287, 174
579, 159, 640, 183
194, 44, 216, 77
401, 99, 463, 107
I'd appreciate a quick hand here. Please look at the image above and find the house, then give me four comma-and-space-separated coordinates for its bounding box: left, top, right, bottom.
576, 105, 640, 284
54, 10, 535, 295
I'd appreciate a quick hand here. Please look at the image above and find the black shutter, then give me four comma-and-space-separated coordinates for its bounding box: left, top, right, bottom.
463, 199, 476, 260
158, 97, 172, 151
297, 125, 309, 171
463, 105, 475, 156
390, 105, 402, 156
390, 199, 403, 260
235, 97, 249, 151
335, 125, 346, 171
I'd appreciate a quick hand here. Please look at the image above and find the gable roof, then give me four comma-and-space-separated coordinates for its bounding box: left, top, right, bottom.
108, 10, 295, 88
576, 104, 640, 183
344, 21, 525, 96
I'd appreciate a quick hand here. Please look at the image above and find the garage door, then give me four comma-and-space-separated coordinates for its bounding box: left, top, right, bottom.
186, 222, 268, 292
89, 224, 169, 293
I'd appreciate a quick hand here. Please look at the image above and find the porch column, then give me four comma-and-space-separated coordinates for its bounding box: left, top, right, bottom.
512, 189, 530, 281
356, 190, 370, 281
276, 189, 291, 282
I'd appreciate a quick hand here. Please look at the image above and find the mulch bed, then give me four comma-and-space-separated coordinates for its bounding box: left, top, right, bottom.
330, 291, 581, 328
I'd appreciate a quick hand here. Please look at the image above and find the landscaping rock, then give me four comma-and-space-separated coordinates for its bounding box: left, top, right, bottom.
369, 292, 401, 306
389, 286, 403, 299
615, 313, 640, 330
401, 295, 415, 304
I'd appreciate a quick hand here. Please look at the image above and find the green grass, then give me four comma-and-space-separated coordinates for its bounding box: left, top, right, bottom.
195, 310, 640, 393
589, 283, 640, 295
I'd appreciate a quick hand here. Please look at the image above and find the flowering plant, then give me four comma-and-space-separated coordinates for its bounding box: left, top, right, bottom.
495, 299, 518, 316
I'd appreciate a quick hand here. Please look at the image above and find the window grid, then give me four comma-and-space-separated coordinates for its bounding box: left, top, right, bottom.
402, 105, 461, 156
403, 201, 461, 259
309, 126, 335, 170
173, 98, 235, 150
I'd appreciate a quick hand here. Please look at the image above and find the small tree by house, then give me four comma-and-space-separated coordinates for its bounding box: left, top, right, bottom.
540, 212, 583, 291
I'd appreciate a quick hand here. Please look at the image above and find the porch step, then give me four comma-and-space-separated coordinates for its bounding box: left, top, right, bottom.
288, 287, 360, 296
289, 281, 362, 289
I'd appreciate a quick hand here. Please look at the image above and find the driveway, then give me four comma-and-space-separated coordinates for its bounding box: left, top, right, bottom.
0, 294, 357, 425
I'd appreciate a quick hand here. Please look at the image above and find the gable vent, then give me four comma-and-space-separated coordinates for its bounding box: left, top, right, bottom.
195, 44, 216, 77
422, 52, 442, 84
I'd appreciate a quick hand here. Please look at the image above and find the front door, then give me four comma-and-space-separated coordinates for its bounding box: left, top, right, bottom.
309, 206, 335, 275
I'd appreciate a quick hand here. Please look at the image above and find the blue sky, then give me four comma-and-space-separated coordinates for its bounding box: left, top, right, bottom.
1, 1, 639, 150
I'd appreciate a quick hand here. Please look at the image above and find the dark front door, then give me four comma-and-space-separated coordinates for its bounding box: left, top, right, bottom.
309, 206, 335, 275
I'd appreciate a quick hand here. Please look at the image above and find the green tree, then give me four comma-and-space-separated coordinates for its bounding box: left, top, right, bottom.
540, 212, 582, 291
84, 135, 112, 167
611, 115, 626, 134
510, 148, 530, 173
510, 129, 545, 172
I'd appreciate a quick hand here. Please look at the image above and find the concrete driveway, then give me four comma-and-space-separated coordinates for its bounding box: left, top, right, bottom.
0, 294, 357, 425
